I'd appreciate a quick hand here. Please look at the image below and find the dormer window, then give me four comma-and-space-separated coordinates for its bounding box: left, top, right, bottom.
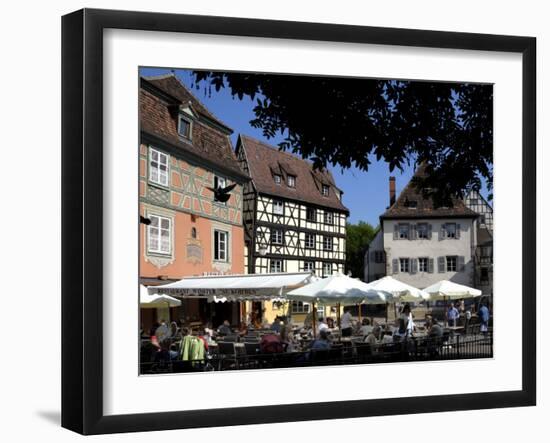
178, 115, 192, 140
287, 175, 296, 188
406, 200, 418, 209
322, 184, 330, 197
274, 174, 282, 185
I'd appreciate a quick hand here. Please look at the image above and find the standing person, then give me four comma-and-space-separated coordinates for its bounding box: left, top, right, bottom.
478, 302, 490, 335
340, 308, 353, 337
398, 304, 415, 338
447, 303, 459, 328
464, 306, 472, 334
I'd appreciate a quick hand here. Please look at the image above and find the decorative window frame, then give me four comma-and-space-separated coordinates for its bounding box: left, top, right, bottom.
148, 146, 170, 188
142, 203, 175, 268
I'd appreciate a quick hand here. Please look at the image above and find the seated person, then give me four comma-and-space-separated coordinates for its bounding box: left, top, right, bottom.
310, 329, 331, 350
270, 316, 282, 333
428, 318, 443, 338
364, 326, 381, 346
359, 318, 373, 337
381, 330, 394, 344
217, 320, 232, 336
317, 318, 329, 336
326, 317, 335, 329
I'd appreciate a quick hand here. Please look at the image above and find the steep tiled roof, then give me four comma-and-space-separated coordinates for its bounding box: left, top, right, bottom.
477, 226, 493, 246
238, 135, 349, 213
144, 74, 231, 131
140, 75, 246, 179
381, 164, 478, 219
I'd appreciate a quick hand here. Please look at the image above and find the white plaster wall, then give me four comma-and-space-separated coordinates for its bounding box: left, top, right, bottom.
383, 218, 475, 288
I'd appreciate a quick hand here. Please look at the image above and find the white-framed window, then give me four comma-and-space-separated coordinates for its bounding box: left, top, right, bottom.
178, 115, 192, 139
417, 223, 429, 239
445, 223, 457, 238
270, 259, 283, 273
304, 233, 316, 249
322, 236, 333, 251
418, 257, 429, 272
306, 207, 316, 222
291, 300, 310, 314
322, 262, 332, 277
287, 175, 296, 187
303, 261, 315, 272
324, 211, 334, 225
271, 229, 284, 245
214, 230, 229, 262
446, 256, 457, 272
399, 223, 409, 239
273, 199, 284, 215
399, 258, 410, 273
274, 174, 282, 185
147, 214, 171, 255
149, 147, 169, 187
322, 184, 330, 196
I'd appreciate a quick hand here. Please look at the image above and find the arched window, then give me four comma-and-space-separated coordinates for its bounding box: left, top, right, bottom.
191, 227, 197, 239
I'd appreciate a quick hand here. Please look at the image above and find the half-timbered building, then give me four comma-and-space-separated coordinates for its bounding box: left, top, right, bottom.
465, 189, 494, 296
236, 135, 349, 323
139, 73, 249, 330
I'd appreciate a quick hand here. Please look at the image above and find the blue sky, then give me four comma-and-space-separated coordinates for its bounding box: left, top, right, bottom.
140, 67, 486, 226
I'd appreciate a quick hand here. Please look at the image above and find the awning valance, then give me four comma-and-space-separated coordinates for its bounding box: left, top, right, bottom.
150, 272, 317, 301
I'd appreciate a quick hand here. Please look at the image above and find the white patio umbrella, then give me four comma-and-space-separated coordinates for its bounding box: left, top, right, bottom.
286, 272, 388, 336
140, 285, 181, 324
365, 276, 430, 303
364, 276, 429, 324
423, 280, 482, 300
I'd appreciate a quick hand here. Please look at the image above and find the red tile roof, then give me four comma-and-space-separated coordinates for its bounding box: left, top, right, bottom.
140, 75, 246, 179
238, 135, 349, 213
381, 163, 478, 219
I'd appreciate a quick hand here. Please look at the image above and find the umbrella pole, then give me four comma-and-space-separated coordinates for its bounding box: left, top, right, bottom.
312, 302, 317, 338
357, 304, 362, 324
337, 303, 341, 329
385, 302, 389, 325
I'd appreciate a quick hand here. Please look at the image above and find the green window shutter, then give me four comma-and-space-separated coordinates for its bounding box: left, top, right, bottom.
438, 256, 445, 273
428, 258, 434, 273
427, 224, 433, 240
392, 258, 398, 274
456, 223, 461, 239
411, 258, 418, 274
439, 224, 446, 241
393, 224, 399, 240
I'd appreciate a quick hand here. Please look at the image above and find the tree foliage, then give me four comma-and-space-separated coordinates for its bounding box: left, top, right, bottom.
345, 222, 377, 280
191, 71, 493, 206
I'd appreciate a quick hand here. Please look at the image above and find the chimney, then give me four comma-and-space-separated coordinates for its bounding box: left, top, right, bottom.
389, 176, 396, 206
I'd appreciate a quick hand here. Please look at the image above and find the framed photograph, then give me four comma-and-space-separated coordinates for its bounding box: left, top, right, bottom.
62, 8, 536, 435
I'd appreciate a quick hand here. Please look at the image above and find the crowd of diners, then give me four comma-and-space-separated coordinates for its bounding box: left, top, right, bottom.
140, 300, 491, 367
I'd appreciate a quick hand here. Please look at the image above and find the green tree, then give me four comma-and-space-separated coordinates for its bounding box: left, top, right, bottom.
191, 71, 493, 206
345, 222, 377, 280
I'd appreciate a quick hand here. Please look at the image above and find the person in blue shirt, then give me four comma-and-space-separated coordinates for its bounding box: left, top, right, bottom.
447, 303, 459, 327
270, 316, 282, 333
478, 303, 490, 335
310, 329, 331, 350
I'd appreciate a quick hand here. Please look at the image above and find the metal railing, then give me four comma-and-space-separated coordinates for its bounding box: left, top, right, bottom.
140, 332, 493, 374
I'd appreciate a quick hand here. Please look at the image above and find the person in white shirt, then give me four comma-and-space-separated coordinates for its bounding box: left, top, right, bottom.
340, 308, 353, 337
359, 318, 373, 337
317, 318, 329, 336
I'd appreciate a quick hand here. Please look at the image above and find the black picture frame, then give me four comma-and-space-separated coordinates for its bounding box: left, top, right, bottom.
62, 8, 536, 435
